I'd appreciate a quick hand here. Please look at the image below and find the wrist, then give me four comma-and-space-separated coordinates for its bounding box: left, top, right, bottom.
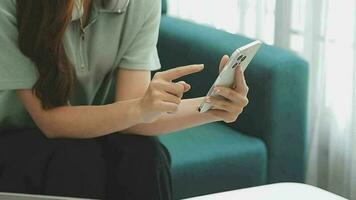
196, 97, 222, 122
114, 98, 144, 126
203, 110, 222, 122
131, 98, 145, 124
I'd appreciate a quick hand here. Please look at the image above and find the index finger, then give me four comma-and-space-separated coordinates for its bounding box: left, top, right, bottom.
159, 64, 204, 81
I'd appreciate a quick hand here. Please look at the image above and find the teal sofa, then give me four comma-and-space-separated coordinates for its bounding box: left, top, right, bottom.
157, 0, 309, 199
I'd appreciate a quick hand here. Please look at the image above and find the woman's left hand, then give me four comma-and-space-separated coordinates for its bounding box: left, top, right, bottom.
206, 55, 249, 123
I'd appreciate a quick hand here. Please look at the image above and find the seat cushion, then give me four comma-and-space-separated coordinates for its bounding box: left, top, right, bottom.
159, 122, 267, 199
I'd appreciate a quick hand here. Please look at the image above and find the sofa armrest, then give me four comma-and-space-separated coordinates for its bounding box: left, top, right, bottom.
157, 16, 308, 183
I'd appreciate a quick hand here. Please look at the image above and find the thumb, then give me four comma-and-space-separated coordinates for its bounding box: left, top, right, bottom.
177, 81, 191, 92
219, 55, 230, 73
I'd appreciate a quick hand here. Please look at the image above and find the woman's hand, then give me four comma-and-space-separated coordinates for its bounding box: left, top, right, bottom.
206, 55, 249, 123
138, 64, 204, 123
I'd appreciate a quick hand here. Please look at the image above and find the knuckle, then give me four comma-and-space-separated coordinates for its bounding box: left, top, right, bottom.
179, 88, 184, 95
157, 79, 166, 86
227, 90, 234, 97
243, 98, 249, 106
233, 107, 242, 114
227, 115, 237, 123
171, 96, 181, 105
232, 116, 238, 122
222, 102, 229, 109
152, 72, 162, 81
216, 103, 225, 110
154, 72, 163, 78
212, 98, 219, 104
175, 83, 185, 93
226, 119, 234, 123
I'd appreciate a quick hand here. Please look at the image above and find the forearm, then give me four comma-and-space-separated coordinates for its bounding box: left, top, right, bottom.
37, 99, 141, 139
125, 97, 220, 136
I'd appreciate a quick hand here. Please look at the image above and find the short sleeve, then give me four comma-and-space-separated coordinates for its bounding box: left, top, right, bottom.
118, 0, 161, 71
0, 0, 38, 90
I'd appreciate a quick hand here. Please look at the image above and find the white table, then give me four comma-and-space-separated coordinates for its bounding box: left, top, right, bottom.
0, 183, 347, 200
185, 183, 348, 200
0, 193, 92, 200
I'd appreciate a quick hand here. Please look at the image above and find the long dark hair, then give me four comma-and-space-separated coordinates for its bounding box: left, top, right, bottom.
16, 0, 75, 109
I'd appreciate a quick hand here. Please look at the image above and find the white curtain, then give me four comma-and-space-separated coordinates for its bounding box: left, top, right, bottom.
167, 0, 356, 199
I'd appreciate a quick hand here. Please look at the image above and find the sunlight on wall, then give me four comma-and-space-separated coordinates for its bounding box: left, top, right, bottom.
168, 0, 276, 44
322, 0, 355, 133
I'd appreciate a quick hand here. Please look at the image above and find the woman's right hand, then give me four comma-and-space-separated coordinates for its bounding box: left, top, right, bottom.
138, 64, 204, 123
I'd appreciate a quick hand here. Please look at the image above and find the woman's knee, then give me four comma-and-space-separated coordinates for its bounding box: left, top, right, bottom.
104, 135, 172, 200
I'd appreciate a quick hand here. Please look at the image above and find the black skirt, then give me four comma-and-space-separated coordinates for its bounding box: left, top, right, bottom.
0, 128, 172, 200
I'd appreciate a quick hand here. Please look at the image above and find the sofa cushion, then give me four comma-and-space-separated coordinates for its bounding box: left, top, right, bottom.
159, 122, 267, 199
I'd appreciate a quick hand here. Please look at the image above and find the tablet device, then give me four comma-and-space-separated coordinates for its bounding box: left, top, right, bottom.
198, 40, 262, 113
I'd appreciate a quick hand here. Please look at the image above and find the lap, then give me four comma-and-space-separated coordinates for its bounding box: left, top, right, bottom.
105, 133, 171, 163
0, 128, 172, 199
0, 128, 166, 162
0, 128, 107, 198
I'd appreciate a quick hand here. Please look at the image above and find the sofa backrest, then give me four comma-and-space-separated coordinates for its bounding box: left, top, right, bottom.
161, 0, 167, 14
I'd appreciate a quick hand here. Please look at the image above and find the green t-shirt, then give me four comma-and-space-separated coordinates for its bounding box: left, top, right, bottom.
0, 0, 161, 129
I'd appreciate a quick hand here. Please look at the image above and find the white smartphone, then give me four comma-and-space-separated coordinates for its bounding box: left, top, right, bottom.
198, 40, 262, 113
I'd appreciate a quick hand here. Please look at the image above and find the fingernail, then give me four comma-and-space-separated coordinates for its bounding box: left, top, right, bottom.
206, 97, 211, 103
185, 84, 191, 92
214, 88, 221, 94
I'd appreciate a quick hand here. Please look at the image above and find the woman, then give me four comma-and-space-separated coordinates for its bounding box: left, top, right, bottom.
0, 0, 249, 199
